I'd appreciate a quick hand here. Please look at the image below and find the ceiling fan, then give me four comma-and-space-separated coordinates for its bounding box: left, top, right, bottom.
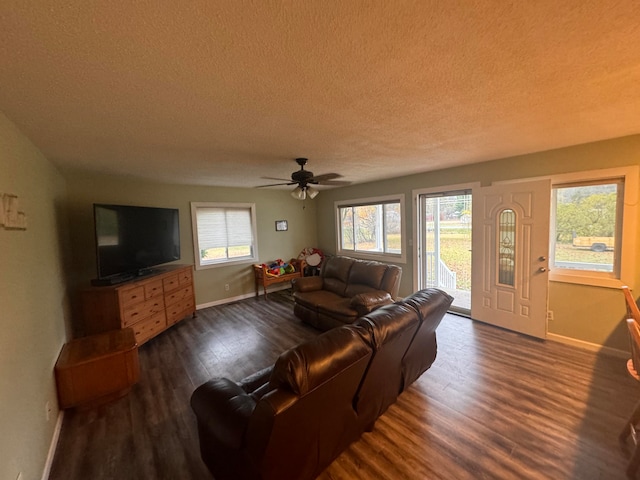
257, 158, 351, 200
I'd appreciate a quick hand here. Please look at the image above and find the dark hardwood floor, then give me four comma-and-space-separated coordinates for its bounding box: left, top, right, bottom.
49, 291, 639, 479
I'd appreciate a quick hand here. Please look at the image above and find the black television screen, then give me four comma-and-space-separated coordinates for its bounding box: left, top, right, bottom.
93, 204, 180, 280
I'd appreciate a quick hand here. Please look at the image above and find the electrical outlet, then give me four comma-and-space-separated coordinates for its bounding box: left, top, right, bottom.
546, 310, 554, 322
224, 283, 230, 291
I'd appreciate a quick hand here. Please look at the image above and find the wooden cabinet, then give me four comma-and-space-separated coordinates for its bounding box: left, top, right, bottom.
80, 264, 196, 345
55, 328, 140, 409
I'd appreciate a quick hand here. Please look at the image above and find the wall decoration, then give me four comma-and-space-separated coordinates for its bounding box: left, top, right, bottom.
1, 193, 27, 230
275, 220, 288, 231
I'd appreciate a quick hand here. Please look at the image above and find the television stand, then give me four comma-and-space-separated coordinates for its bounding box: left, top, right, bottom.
81, 264, 196, 345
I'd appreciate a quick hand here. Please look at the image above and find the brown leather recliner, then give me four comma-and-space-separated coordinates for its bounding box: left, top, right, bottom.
352, 302, 421, 431
191, 325, 373, 480
292, 255, 402, 331
190, 288, 453, 480
400, 288, 454, 390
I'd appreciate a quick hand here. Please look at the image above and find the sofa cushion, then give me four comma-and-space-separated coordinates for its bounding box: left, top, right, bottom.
293, 289, 343, 310
317, 297, 358, 321
269, 326, 371, 396
344, 283, 379, 297
291, 275, 324, 293
321, 256, 354, 296
346, 261, 387, 291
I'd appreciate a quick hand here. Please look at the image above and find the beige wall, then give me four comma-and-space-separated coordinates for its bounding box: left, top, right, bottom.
315, 135, 640, 352
63, 171, 318, 333
0, 113, 69, 480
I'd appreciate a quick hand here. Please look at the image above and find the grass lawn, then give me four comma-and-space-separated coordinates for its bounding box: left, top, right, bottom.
436, 235, 612, 292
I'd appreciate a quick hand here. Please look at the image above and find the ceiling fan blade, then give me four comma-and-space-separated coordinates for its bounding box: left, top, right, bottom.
256, 182, 296, 188
316, 180, 352, 186
308, 173, 342, 182
261, 176, 293, 182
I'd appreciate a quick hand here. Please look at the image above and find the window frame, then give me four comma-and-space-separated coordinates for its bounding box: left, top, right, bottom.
547, 166, 638, 288
335, 194, 406, 263
190, 202, 259, 270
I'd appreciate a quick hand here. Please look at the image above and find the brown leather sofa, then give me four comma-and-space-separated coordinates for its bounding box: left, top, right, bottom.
291, 255, 402, 331
190, 288, 453, 480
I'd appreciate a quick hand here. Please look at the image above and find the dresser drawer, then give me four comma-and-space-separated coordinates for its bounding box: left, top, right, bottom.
165, 285, 193, 306
132, 311, 167, 344
122, 297, 165, 328
163, 274, 180, 292
144, 279, 164, 299
166, 298, 195, 325
118, 286, 145, 309
178, 268, 193, 285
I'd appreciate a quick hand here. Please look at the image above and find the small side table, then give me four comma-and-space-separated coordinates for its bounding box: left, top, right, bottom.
253, 258, 305, 300
55, 328, 140, 409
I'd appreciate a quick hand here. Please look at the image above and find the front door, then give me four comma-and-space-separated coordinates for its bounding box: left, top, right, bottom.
471, 180, 550, 338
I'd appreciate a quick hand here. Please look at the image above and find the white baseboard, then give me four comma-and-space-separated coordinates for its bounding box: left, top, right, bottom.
547, 332, 629, 359
196, 284, 292, 310
42, 410, 64, 480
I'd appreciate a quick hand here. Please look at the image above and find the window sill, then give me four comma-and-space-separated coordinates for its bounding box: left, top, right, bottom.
195, 257, 257, 270
336, 250, 406, 264
549, 270, 625, 289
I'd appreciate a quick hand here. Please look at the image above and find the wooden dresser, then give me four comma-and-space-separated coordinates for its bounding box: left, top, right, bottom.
80, 264, 196, 345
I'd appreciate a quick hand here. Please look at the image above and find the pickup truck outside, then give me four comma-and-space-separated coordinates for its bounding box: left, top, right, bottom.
572, 236, 614, 252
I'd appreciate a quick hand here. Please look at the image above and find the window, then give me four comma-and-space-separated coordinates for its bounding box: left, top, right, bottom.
191, 202, 258, 269
548, 166, 638, 288
336, 194, 405, 262
498, 209, 516, 286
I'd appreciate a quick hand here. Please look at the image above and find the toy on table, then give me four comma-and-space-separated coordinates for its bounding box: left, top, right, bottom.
263, 259, 296, 277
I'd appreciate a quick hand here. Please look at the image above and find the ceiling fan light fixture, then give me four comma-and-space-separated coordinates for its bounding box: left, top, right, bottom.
306, 186, 319, 199
291, 186, 306, 200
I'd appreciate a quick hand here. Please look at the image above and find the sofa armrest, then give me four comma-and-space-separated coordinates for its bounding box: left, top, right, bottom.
190, 378, 257, 449
292, 275, 324, 292
350, 291, 393, 316
239, 366, 273, 392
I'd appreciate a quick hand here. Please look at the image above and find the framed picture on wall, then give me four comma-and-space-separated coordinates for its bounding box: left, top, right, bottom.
275, 220, 288, 231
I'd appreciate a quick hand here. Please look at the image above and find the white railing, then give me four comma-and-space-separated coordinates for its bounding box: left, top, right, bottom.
424, 252, 456, 289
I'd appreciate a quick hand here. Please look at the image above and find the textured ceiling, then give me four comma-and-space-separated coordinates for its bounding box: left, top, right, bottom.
1, 1, 639, 189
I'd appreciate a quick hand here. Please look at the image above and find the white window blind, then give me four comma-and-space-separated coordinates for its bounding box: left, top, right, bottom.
196, 207, 253, 250
191, 202, 258, 269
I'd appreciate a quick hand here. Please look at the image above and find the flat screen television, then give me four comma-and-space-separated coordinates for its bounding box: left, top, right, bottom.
93, 204, 180, 283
